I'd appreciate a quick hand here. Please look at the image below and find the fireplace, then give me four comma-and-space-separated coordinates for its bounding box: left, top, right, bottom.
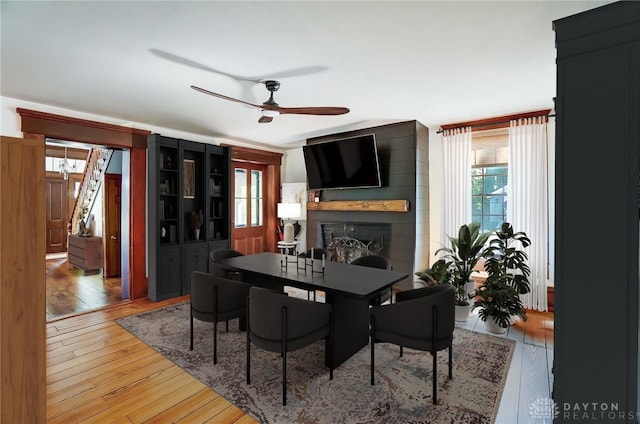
319, 222, 392, 263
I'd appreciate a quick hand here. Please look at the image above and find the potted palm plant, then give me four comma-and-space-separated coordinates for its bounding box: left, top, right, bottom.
436, 222, 491, 322
474, 222, 531, 333
415, 258, 450, 286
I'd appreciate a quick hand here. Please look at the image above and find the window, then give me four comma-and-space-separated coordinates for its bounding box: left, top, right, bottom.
472, 165, 507, 231
234, 167, 263, 228
471, 129, 508, 232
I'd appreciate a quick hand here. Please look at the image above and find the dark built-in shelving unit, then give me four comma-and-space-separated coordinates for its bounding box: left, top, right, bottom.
147, 134, 231, 301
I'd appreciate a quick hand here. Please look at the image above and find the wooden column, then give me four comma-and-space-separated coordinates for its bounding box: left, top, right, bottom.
0, 136, 46, 422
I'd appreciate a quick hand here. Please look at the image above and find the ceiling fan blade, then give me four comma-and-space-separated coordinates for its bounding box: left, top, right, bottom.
258, 116, 273, 124
191, 85, 262, 110
277, 106, 350, 116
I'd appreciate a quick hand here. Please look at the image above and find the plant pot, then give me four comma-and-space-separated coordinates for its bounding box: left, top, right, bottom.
455, 303, 471, 322
194, 229, 200, 240
465, 280, 476, 298
484, 316, 508, 334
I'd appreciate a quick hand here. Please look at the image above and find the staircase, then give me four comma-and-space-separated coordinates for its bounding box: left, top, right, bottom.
68, 148, 113, 235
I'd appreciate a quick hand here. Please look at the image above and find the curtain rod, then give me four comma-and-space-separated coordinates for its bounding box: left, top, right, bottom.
436, 109, 553, 134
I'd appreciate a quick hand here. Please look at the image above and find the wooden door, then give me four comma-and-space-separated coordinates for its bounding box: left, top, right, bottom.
231, 162, 267, 254
104, 173, 121, 277
45, 175, 68, 254
0, 136, 46, 423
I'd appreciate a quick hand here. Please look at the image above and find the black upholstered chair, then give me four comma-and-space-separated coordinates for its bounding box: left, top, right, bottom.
190, 271, 252, 364
209, 248, 244, 280
369, 284, 455, 404
246, 286, 333, 406
297, 247, 332, 300
350, 254, 393, 305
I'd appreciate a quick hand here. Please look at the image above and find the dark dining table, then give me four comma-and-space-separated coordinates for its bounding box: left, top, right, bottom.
221, 252, 408, 368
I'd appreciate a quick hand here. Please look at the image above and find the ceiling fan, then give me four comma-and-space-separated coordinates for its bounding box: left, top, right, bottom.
191, 80, 350, 123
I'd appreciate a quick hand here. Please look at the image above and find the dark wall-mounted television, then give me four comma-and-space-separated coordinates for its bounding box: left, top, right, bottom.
302, 134, 381, 190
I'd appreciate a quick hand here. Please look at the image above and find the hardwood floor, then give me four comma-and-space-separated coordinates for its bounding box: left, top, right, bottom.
46, 296, 257, 423
46, 256, 123, 320
457, 309, 554, 424
46, 292, 553, 423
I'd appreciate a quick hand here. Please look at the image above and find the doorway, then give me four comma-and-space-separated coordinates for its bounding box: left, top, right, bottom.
232, 162, 267, 254
44, 142, 125, 320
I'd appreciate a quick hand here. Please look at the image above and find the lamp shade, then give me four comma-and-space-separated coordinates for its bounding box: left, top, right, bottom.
277, 203, 301, 219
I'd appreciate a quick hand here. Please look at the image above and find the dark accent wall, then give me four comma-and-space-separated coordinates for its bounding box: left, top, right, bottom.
306, 120, 429, 285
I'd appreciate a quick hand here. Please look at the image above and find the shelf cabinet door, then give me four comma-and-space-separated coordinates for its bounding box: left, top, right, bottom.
149, 245, 181, 301
553, 1, 640, 416
181, 243, 209, 295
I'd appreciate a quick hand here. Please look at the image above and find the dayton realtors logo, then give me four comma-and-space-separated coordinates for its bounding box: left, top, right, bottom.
530, 398, 638, 421
530, 397, 560, 421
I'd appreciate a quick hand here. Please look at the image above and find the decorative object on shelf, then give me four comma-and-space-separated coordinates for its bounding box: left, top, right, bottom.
473, 222, 531, 333
277, 202, 301, 243
58, 147, 77, 181
190, 209, 204, 240
183, 159, 195, 198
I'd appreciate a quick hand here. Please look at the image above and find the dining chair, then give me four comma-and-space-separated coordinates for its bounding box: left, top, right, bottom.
209, 248, 244, 280
297, 247, 332, 300
350, 254, 393, 305
246, 286, 334, 406
369, 284, 455, 404
190, 271, 252, 364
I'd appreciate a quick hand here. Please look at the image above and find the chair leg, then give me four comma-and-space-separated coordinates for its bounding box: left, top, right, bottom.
189, 309, 194, 351
213, 320, 218, 365
432, 349, 437, 404
246, 298, 251, 385
400, 345, 403, 357
432, 305, 438, 404
448, 344, 453, 379
226, 320, 229, 332
370, 315, 375, 386
329, 311, 334, 381
282, 306, 288, 406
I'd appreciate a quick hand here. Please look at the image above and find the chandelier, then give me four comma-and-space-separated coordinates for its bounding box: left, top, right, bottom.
58, 147, 77, 180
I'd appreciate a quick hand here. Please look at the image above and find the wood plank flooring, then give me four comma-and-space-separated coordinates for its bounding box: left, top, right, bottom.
46, 293, 553, 423
46, 256, 123, 320
46, 296, 257, 423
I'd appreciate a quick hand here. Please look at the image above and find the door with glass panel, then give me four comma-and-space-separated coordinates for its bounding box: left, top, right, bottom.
232, 163, 267, 254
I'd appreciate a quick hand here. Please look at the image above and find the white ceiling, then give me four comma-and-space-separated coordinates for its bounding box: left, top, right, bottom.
1, 1, 612, 149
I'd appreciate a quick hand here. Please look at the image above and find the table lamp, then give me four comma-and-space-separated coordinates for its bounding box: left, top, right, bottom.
277, 202, 301, 243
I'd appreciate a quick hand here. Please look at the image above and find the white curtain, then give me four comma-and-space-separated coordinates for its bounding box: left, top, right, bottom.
441, 127, 472, 245
508, 117, 549, 311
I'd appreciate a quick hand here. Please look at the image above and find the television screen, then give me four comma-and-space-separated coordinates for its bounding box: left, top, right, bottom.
302, 134, 381, 190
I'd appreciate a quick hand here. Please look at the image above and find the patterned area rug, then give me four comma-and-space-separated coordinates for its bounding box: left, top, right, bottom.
117, 301, 514, 424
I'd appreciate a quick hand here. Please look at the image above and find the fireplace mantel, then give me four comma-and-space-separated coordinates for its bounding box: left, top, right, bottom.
307, 200, 409, 213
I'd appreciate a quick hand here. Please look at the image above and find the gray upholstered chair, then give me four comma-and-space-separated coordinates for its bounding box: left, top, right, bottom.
209, 248, 244, 280
350, 254, 393, 305
297, 247, 332, 300
190, 271, 252, 364
369, 284, 455, 404
246, 286, 333, 406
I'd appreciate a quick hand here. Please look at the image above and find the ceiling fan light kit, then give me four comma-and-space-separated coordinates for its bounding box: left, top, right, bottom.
191, 79, 349, 123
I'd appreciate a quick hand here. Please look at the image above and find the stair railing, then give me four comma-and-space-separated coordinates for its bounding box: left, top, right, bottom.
68, 148, 113, 235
